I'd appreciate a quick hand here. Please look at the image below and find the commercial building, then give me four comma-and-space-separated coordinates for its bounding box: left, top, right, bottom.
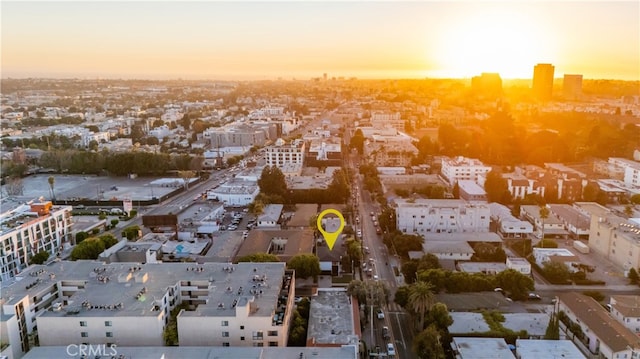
441, 157, 491, 186
532, 63, 555, 101
0, 201, 73, 281
556, 292, 640, 359
451, 337, 515, 359
588, 214, 640, 273
395, 199, 490, 234
207, 180, 260, 206
0, 261, 295, 356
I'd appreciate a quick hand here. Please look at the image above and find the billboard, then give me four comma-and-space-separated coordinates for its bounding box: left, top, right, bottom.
142, 214, 178, 228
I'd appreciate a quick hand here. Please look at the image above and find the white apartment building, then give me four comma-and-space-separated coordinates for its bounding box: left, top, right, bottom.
0, 201, 72, 281
608, 157, 640, 187
0, 262, 295, 357
589, 214, 640, 272
81, 131, 110, 147
441, 156, 491, 186
370, 112, 404, 131
395, 199, 490, 235
609, 295, 640, 335
506, 257, 531, 275
264, 139, 305, 176
148, 125, 172, 140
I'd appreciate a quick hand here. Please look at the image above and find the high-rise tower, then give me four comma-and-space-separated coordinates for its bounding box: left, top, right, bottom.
532, 63, 555, 101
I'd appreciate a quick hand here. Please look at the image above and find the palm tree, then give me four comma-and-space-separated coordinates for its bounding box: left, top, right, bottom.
47, 176, 56, 201
408, 281, 435, 331
539, 205, 549, 247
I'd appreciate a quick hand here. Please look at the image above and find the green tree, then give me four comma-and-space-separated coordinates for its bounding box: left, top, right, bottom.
543, 261, 571, 284
327, 168, 350, 203
121, 226, 141, 241
389, 233, 424, 259
413, 325, 445, 359
350, 128, 365, 155
345, 238, 362, 266
287, 253, 320, 279
258, 166, 288, 199
539, 205, 550, 242
631, 194, 640, 205
99, 234, 119, 249
71, 238, 106, 260
394, 285, 410, 308
247, 200, 265, 216
29, 250, 50, 265
409, 281, 435, 331
484, 170, 510, 204
75, 231, 89, 244
495, 269, 535, 301
452, 181, 460, 199
236, 253, 280, 262
178, 170, 196, 190
110, 219, 119, 227
544, 313, 560, 340
426, 302, 453, 331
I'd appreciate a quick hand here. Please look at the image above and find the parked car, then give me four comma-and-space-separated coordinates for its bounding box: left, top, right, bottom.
377, 309, 385, 319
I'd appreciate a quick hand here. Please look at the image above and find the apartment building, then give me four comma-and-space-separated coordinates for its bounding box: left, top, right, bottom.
395, 199, 490, 235
488, 203, 533, 239
0, 262, 294, 356
608, 157, 640, 187
520, 205, 569, 239
264, 139, 305, 176
0, 201, 72, 281
588, 214, 640, 271
557, 292, 640, 359
609, 295, 640, 335
441, 157, 491, 186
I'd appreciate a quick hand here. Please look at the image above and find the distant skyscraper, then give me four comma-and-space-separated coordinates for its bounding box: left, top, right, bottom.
532, 63, 555, 101
563, 74, 583, 100
471, 72, 503, 98
323, 73, 327, 81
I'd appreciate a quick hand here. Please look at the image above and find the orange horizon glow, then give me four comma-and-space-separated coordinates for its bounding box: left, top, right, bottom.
1, 2, 638, 81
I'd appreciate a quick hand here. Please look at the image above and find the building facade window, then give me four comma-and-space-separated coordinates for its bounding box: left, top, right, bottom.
106, 332, 113, 338
268, 330, 278, 336
105, 321, 112, 327
80, 321, 87, 327
221, 320, 229, 326
81, 332, 88, 338
222, 332, 229, 337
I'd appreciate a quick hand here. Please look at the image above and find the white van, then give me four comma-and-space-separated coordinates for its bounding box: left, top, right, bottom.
110, 208, 124, 215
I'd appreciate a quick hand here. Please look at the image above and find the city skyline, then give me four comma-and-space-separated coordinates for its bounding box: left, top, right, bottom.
1, 1, 639, 81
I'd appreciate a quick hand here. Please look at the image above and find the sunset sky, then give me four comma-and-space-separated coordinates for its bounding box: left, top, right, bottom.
2, 1, 639, 80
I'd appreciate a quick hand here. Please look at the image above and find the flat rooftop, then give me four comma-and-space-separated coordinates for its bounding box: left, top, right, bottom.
287, 203, 318, 228
423, 232, 502, 242
452, 337, 514, 359
235, 229, 315, 262
307, 289, 358, 345
516, 339, 585, 359
2, 261, 289, 319
21, 345, 358, 359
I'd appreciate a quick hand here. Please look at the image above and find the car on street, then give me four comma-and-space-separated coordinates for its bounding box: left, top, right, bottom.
528, 293, 542, 300
387, 343, 396, 356
357, 230, 362, 237
377, 309, 385, 319
382, 326, 390, 340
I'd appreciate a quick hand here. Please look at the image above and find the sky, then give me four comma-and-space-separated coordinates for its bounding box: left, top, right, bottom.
1, 1, 639, 80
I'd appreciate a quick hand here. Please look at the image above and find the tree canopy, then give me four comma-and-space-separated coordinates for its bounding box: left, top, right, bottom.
236, 253, 279, 262
287, 253, 320, 279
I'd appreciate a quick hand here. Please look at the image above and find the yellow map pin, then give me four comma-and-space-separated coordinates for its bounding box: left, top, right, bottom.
317, 208, 345, 250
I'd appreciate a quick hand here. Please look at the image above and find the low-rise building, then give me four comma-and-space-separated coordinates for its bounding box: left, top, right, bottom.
488, 203, 533, 239
451, 337, 515, 359
515, 339, 585, 359
556, 292, 640, 359
306, 289, 360, 347
396, 199, 490, 235
207, 180, 259, 206
609, 295, 640, 334
458, 180, 487, 202
532, 248, 580, 272
257, 204, 284, 228
0, 261, 295, 355
520, 205, 569, 239
506, 257, 531, 275
234, 229, 315, 263
441, 156, 491, 186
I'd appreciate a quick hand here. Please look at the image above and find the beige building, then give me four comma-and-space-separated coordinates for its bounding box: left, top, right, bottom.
396, 199, 490, 235
264, 138, 305, 176
0, 261, 294, 356
609, 295, 640, 335
588, 214, 640, 272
